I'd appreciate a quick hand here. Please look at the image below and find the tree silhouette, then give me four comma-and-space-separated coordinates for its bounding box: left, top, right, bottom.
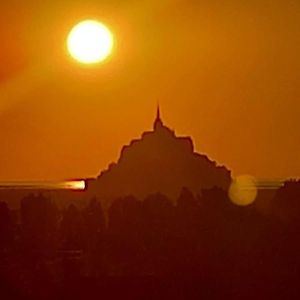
0, 201, 15, 252
21, 193, 58, 259
60, 204, 84, 250
82, 198, 106, 277
1, 181, 300, 298
107, 195, 144, 275
142, 193, 175, 276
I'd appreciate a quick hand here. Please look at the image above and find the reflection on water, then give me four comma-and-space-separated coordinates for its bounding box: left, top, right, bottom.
0, 180, 86, 190
0, 179, 283, 193
256, 179, 284, 189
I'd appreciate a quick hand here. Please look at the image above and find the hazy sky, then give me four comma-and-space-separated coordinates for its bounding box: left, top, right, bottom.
0, 0, 299, 181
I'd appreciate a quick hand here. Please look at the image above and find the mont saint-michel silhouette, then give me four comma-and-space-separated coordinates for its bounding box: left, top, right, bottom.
87, 107, 231, 203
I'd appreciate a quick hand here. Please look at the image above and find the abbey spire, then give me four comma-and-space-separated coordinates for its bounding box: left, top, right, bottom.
153, 104, 164, 130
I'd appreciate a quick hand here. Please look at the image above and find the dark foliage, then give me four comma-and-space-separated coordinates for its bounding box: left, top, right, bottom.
1, 182, 300, 299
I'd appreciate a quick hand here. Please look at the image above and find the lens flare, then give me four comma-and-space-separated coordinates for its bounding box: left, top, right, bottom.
229, 175, 257, 206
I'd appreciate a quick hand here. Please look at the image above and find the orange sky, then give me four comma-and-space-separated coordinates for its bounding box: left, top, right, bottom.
0, 0, 299, 181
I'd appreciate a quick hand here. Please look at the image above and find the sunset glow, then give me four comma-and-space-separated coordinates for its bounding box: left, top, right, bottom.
1, 2, 300, 296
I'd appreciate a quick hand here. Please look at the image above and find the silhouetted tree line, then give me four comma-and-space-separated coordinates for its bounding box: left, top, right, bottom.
1, 182, 300, 299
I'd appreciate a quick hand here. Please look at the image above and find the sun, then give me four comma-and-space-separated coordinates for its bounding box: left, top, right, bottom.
67, 20, 114, 64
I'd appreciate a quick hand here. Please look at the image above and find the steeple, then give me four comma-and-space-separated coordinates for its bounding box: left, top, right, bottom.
153, 104, 164, 130
156, 105, 161, 120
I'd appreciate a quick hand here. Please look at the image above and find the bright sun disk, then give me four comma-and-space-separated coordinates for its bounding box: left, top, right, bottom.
67, 20, 114, 64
